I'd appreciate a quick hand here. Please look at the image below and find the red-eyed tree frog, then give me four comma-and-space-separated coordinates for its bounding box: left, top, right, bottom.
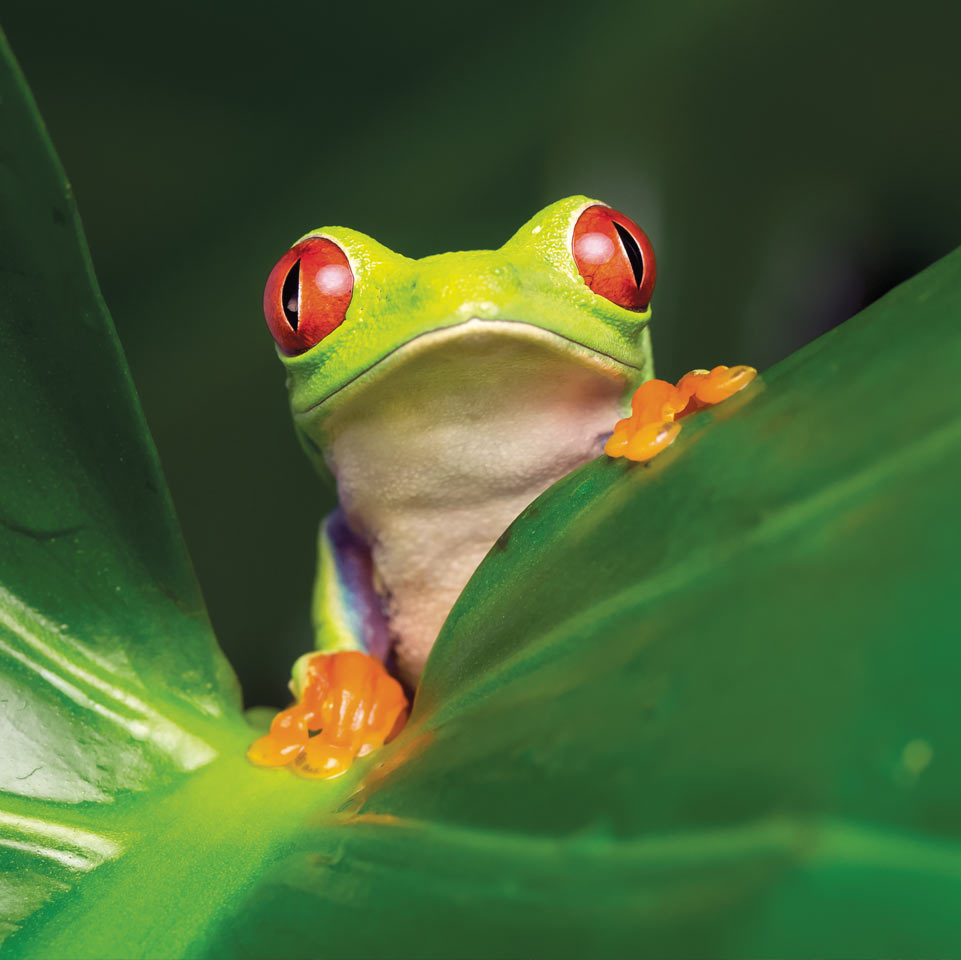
247, 197, 755, 778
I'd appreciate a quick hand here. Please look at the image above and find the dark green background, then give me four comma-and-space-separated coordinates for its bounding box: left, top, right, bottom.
3, 0, 959, 706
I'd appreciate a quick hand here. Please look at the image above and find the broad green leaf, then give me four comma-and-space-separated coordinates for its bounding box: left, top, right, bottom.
0, 28, 242, 799
0, 24, 252, 949
3, 25, 961, 959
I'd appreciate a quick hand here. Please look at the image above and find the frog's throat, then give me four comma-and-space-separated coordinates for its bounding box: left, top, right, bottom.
292, 317, 643, 417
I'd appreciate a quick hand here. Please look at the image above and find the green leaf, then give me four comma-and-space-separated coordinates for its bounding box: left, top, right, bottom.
0, 25, 242, 777
3, 25, 961, 959
0, 22, 250, 945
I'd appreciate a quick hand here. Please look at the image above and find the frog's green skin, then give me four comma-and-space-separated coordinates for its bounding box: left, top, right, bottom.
282, 196, 653, 687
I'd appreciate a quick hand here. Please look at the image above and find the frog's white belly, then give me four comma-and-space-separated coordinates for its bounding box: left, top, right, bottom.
318, 320, 638, 684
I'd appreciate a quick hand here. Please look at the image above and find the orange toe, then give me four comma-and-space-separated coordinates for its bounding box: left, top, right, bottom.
294, 739, 355, 779
693, 364, 757, 404
629, 378, 680, 423
623, 420, 681, 462
246, 734, 304, 767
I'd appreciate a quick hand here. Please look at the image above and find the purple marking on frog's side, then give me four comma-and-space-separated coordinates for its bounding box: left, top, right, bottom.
326, 508, 391, 663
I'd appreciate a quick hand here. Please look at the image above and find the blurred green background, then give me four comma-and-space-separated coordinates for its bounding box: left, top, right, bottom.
3, 0, 959, 708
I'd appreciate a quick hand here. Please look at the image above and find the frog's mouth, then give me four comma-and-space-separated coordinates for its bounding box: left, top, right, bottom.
294, 317, 643, 417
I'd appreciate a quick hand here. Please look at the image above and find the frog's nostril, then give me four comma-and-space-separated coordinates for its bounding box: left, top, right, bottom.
282, 259, 301, 330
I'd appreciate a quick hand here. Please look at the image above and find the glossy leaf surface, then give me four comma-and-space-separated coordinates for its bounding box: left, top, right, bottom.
2, 28, 961, 958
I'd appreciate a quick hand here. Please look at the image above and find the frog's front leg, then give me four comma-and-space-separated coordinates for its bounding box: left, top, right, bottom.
247, 510, 408, 779
605, 365, 757, 462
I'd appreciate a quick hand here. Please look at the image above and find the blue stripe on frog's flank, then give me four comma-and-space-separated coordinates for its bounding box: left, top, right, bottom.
313, 509, 390, 662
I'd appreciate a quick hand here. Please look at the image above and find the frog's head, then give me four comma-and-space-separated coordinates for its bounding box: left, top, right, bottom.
263, 197, 657, 469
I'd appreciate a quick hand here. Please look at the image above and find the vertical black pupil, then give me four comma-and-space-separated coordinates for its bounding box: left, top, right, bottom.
613, 222, 645, 288
282, 259, 301, 330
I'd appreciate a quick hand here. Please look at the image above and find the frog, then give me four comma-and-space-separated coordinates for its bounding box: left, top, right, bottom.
246, 196, 756, 779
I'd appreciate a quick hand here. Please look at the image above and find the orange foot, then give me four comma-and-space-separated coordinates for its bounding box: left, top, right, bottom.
246, 651, 409, 780
605, 364, 757, 462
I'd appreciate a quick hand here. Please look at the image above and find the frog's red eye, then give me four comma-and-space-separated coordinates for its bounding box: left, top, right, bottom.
571, 205, 656, 311
263, 237, 353, 356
